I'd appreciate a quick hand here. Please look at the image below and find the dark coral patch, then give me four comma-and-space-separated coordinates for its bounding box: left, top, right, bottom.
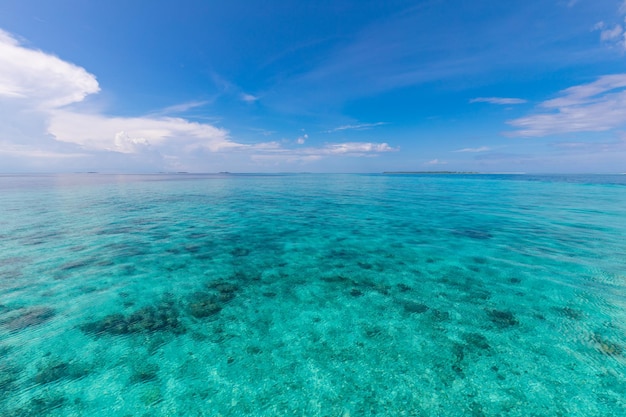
552, 306, 583, 320
126, 304, 183, 333
321, 275, 354, 285
402, 301, 429, 314
81, 301, 183, 336
188, 293, 222, 318
3, 307, 55, 331
462, 332, 490, 350
0, 362, 19, 395
33, 360, 88, 385
207, 281, 239, 303
487, 309, 518, 328
430, 309, 450, 322
208, 281, 239, 294
230, 247, 250, 257
453, 229, 493, 240
590, 333, 623, 357
130, 363, 160, 383
349, 288, 363, 297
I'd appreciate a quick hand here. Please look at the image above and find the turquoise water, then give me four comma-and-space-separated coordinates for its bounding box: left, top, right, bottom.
1, 173, 625, 416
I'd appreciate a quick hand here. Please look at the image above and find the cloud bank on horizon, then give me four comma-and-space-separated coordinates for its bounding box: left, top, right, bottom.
1, 0, 626, 173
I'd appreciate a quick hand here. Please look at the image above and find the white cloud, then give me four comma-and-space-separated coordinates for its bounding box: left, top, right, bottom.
453, 146, 491, 153
322, 142, 395, 154
508, 74, 626, 137
425, 159, 447, 165
470, 97, 527, 105
326, 122, 387, 133
0, 29, 99, 108
0, 28, 398, 172
600, 25, 623, 41
49, 110, 236, 153
593, 21, 606, 31
594, 3, 626, 50
241, 93, 259, 103
247, 141, 397, 165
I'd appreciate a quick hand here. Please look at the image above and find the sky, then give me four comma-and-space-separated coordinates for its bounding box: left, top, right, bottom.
1, 0, 626, 173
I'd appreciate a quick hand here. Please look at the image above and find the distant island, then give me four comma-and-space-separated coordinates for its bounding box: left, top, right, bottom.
383, 171, 480, 174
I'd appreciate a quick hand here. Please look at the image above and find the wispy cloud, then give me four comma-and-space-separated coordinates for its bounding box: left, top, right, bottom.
248, 141, 398, 165
470, 97, 527, 105
550, 137, 626, 152
453, 146, 491, 153
425, 158, 447, 166
248, 127, 275, 137
151, 101, 209, 116
508, 74, 626, 137
326, 122, 387, 133
593, 1, 626, 50
264, 2, 596, 112
241, 93, 259, 103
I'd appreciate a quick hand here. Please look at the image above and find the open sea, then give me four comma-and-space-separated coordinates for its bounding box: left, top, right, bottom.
0, 173, 625, 416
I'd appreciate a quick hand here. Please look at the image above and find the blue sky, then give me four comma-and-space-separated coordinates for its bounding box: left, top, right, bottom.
1, 0, 626, 173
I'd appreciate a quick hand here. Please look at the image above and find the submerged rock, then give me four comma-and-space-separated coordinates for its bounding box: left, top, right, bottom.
3, 307, 55, 331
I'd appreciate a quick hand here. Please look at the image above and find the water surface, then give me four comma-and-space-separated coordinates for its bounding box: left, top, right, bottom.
1, 173, 625, 416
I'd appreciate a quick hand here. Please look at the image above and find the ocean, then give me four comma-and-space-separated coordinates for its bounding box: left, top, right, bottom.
1, 173, 625, 416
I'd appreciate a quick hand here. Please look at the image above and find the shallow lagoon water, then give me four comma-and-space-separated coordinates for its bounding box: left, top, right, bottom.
0, 173, 625, 416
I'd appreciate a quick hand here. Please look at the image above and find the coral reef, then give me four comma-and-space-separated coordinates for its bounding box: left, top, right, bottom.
33, 359, 88, 385
81, 300, 183, 335
2, 307, 55, 331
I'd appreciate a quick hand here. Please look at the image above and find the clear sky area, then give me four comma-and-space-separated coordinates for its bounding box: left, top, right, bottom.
1, 0, 626, 173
